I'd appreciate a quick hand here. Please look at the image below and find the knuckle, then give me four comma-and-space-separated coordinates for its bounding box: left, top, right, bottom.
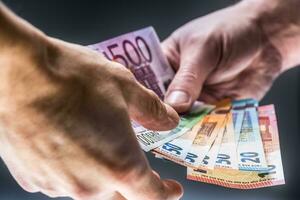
14, 177, 39, 193
175, 68, 198, 83
112, 63, 136, 83
109, 151, 148, 182
70, 184, 94, 200
207, 32, 224, 57
186, 31, 221, 54
22, 186, 39, 194
186, 34, 201, 45
114, 163, 149, 185
205, 33, 221, 49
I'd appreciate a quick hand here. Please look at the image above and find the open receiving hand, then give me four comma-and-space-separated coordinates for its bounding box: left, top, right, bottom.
0, 4, 182, 200
163, 0, 300, 113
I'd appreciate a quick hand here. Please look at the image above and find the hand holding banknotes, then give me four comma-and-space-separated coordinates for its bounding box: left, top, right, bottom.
0, 4, 183, 200
163, 0, 300, 113
1, 0, 300, 198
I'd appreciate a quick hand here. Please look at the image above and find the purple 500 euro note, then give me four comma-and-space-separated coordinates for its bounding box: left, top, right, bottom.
88, 27, 174, 99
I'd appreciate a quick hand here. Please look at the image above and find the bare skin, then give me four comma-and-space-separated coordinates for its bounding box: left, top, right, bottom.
2, 0, 300, 199
0, 3, 182, 200
163, 0, 300, 113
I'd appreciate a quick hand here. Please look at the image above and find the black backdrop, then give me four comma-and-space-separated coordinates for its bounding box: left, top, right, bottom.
0, 0, 299, 199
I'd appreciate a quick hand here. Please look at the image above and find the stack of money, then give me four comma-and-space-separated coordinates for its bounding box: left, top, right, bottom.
89, 27, 285, 189
154, 99, 285, 189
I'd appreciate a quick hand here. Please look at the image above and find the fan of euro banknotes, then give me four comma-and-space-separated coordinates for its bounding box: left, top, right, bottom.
88, 27, 285, 189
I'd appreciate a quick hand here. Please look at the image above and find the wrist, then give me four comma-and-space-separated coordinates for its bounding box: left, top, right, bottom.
237, 0, 300, 71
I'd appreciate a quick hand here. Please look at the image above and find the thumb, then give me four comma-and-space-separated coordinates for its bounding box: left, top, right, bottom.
164, 38, 219, 113
126, 79, 180, 131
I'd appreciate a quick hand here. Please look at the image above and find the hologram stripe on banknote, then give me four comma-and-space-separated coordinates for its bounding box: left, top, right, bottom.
215, 113, 239, 170
236, 99, 268, 171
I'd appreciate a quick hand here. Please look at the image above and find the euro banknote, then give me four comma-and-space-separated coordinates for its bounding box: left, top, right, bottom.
88, 26, 173, 99
187, 104, 285, 189
236, 99, 268, 171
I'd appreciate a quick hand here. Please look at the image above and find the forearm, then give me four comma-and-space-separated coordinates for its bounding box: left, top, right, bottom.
238, 0, 300, 72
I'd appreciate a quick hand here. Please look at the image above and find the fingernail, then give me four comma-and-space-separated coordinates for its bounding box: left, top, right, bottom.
166, 90, 190, 105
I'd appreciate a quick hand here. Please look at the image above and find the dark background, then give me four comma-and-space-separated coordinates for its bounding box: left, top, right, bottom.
1, 0, 299, 199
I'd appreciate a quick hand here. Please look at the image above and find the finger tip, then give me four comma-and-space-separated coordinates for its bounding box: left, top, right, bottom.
163, 179, 184, 200
164, 104, 180, 128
